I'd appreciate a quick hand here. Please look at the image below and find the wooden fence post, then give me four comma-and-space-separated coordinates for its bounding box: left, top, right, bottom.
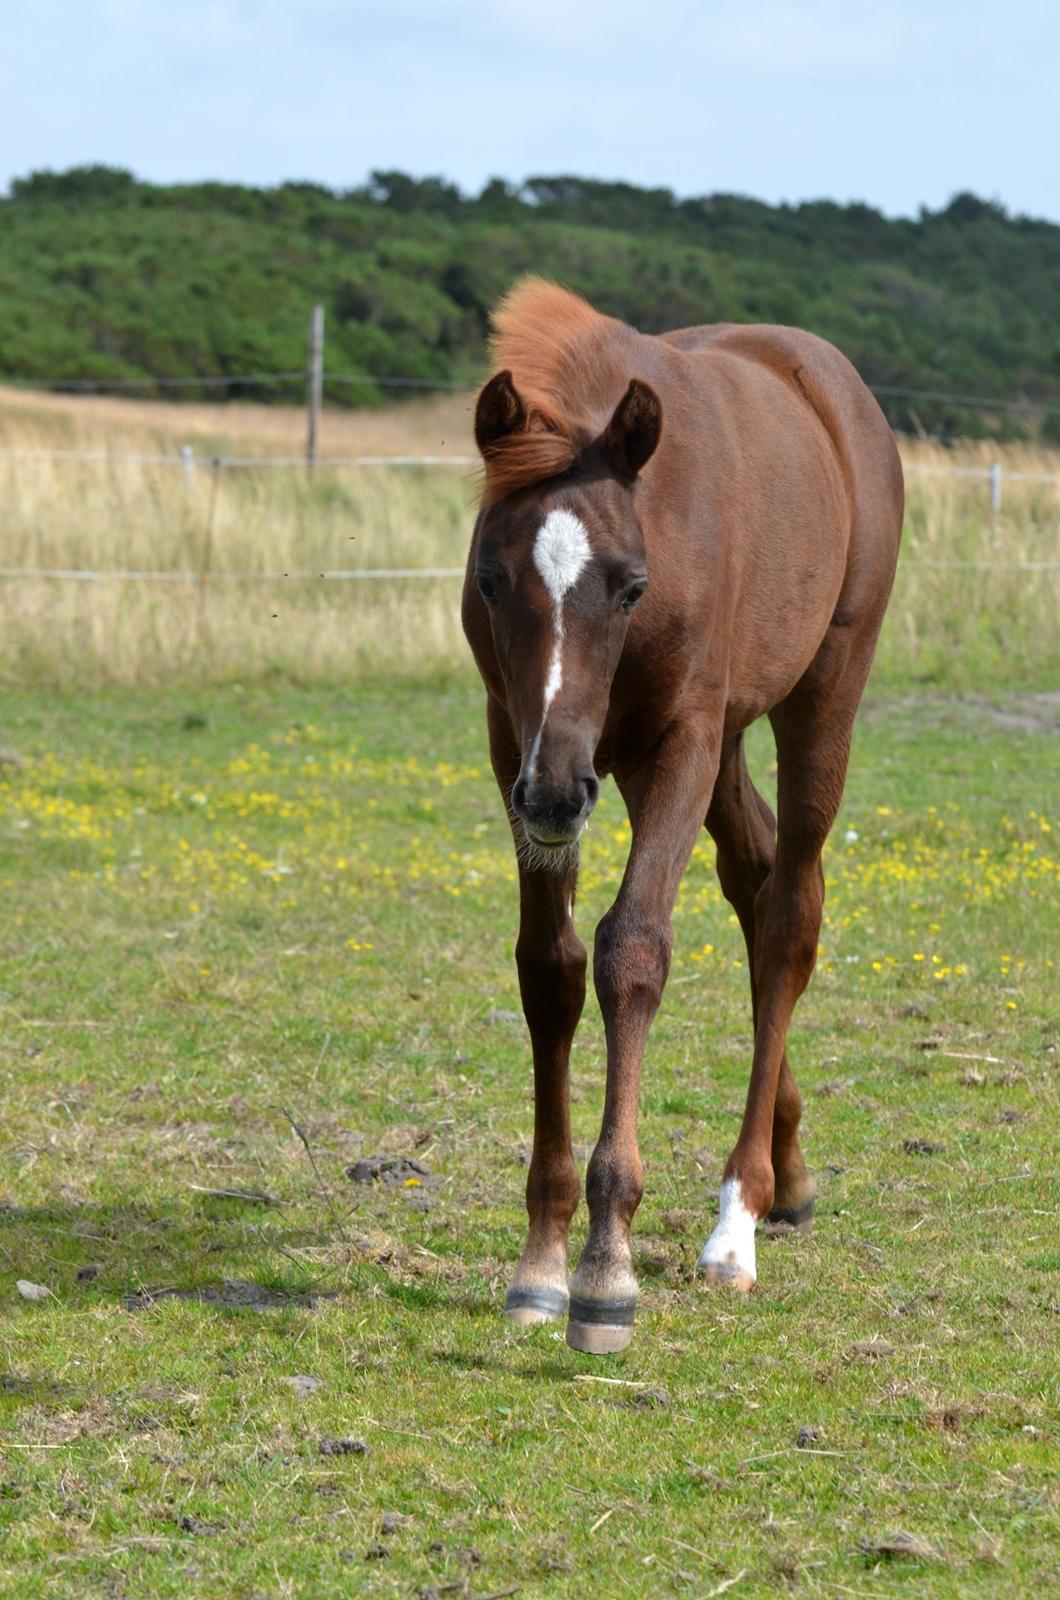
306, 304, 325, 468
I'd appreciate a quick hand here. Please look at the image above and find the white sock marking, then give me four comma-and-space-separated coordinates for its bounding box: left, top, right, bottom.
526, 510, 591, 779
697, 1178, 758, 1284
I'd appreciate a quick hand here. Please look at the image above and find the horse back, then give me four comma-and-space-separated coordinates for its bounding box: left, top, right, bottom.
661, 320, 904, 562
624, 320, 904, 730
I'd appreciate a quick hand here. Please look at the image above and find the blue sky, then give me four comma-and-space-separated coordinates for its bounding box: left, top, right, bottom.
3, 1, 1058, 220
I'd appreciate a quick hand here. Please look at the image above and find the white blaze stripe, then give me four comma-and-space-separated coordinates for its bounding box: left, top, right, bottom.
697, 1177, 758, 1284
542, 635, 563, 710
527, 510, 591, 776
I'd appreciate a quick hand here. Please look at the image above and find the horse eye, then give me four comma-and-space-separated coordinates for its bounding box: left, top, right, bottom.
476, 574, 499, 605
621, 580, 646, 613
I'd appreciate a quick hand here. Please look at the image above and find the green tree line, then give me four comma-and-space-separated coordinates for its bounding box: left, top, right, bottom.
2, 165, 1058, 439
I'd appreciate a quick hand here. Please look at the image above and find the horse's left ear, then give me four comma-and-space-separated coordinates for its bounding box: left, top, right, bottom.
605, 379, 662, 480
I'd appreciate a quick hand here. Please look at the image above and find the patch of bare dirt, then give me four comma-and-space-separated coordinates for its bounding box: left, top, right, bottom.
319, 1436, 368, 1456
123, 1278, 334, 1311
870, 692, 1059, 736
844, 1336, 897, 1362
347, 1154, 436, 1187
860, 1530, 941, 1561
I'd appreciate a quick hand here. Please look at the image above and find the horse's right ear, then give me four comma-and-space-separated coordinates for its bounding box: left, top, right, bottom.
475, 370, 526, 453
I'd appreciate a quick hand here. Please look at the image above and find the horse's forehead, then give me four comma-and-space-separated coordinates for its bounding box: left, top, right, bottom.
532, 508, 592, 602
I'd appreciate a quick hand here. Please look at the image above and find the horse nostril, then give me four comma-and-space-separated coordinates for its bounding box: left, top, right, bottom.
583, 775, 600, 811
512, 777, 529, 815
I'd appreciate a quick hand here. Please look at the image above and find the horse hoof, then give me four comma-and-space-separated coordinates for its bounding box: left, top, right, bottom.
504, 1283, 569, 1326
766, 1195, 815, 1233
698, 1260, 756, 1294
565, 1295, 637, 1355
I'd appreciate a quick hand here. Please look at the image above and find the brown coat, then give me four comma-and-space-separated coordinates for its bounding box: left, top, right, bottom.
462, 278, 903, 1353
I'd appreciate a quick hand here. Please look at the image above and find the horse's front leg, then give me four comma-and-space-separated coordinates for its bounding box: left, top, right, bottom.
567, 729, 720, 1354
504, 858, 586, 1325
487, 697, 586, 1326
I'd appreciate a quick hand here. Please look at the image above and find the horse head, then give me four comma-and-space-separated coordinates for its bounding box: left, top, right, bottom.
466, 368, 662, 867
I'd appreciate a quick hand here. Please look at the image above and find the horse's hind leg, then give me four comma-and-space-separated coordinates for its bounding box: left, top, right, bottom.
705, 735, 815, 1229
488, 698, 585, 1326
699, 659, 866, 1291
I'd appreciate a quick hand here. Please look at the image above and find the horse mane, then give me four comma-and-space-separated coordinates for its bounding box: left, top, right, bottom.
479, 277, 630, 504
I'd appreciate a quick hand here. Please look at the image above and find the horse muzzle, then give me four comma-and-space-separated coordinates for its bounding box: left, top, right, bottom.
511, 771, 599, 845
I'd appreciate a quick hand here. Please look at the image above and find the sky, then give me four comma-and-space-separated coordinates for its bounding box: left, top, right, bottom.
2, 1, 1059, 221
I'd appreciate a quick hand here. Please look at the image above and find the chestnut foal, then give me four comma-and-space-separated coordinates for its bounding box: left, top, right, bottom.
462, 278, 903, 1353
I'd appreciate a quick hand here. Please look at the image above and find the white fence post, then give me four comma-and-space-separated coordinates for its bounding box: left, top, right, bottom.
195, 459, 221, 647
989, 459, 1002, 526
180, 443, 195, 485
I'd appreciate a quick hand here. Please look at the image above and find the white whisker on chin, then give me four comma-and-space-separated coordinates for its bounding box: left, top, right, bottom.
515, 821, 582, 876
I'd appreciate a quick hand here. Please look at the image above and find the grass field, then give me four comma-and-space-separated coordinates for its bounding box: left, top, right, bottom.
1, 386, 1058, 690
1, 675, 1057, 1599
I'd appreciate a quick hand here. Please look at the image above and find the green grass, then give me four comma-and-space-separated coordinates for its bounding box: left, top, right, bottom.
0, 675, 1057, 1598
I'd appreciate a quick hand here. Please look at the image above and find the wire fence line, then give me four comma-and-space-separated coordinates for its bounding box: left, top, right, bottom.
4, 367, 1060, 415
0, 446, 476, 468
867, 383, 1060, 418
1, 369, 305, 390
0, 369, 472, 393
1, 446, 1056, 584
0, 567, 468, 583
903, 463, 1060, 485
2, 561, 1058, 585
1, 443, 1058, 483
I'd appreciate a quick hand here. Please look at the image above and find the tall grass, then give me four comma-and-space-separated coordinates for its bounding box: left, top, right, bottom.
1, 388, 1057, 689
878, 437, 1060, 690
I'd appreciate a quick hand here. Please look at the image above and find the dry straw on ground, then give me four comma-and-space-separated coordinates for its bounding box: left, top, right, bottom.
0, 387, 1057, 687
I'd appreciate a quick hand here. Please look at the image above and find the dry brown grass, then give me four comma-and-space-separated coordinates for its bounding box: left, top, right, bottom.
885, 437, 1060, 685
0, 389, 475, 684
0, 389, 1056, 688
0, 382, 475, 459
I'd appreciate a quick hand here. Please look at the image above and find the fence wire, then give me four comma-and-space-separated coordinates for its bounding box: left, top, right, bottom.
4, 368, 1060, 415
0, 444, 1056, 482
0, 447, 1056, 581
